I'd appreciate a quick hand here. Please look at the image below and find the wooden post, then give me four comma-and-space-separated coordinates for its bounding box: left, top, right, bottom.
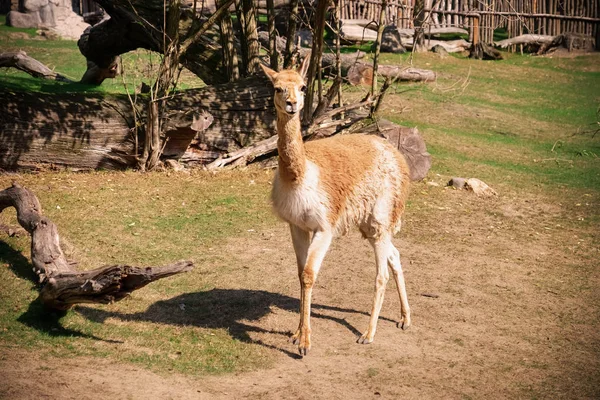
472, 14, 480, 46
267, 0, 279, 71
302, 0, 330, 125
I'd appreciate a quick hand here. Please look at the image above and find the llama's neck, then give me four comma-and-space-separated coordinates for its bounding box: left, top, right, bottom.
276, 112, 306, 184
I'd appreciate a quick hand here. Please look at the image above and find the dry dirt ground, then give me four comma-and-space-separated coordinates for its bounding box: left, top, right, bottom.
1, 180, 599, 399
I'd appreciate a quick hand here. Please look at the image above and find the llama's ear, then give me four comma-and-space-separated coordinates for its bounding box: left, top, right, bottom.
297, 55, 310, 80
260, 64, 277, 84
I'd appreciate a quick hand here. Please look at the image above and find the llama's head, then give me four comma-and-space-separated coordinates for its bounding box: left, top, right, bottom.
260, 57, 310, 116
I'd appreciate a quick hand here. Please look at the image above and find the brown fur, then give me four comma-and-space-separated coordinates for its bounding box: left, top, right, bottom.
304, 135, 378, 226
276, 115, 306, 184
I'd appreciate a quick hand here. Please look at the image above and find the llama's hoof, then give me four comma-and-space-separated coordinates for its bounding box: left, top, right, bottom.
298, 345, 310, 356
357, 334, 373, 344
397, 319, 411, 330
291, 329, 311, 355
290, 331, 300, 345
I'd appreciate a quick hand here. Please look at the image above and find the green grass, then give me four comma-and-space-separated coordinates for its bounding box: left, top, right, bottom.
375, 50, 600, 196
0, 15, 204, 94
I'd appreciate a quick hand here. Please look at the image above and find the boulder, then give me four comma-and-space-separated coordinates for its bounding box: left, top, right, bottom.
432, 44, 449, 58
23, 0, 49, 12
296, 29, 313, 47
448, 177, 466, 189
38, 3, 55, 26
465, 178, 497, 196
6, 11, 42, 28
380, 25, 406, 53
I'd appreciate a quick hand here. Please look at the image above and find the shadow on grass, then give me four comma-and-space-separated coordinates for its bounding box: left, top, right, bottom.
0, 239, 121, 343
76, 288, 397, 358
0, 240, 37, 283
17, 299, 123, 343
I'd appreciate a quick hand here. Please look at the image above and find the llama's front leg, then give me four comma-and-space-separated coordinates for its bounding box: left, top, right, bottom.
289, 225, 310, 345
293, 229, 332, 356
358, 235, 391, 344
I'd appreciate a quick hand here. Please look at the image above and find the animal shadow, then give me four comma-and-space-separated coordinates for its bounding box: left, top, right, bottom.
77, 288, 384, 358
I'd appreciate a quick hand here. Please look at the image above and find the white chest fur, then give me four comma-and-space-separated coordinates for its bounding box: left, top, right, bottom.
271, 161, 329, 232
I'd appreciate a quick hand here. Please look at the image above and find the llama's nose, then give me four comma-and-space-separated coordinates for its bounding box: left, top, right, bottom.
286, 101, 297, 113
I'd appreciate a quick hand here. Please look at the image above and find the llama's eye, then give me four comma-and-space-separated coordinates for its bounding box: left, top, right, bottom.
300, 85, 307, 93
275, 87, 283, 93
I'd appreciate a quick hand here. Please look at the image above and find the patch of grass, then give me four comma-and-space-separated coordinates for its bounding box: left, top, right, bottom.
0, 170, 277, 375
0, 16, 204, 94
0, 14, 37, 36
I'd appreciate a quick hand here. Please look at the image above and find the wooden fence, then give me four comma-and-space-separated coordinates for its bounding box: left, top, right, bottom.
337, 0, 600, 47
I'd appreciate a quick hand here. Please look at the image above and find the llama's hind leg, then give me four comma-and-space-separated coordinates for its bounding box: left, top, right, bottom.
358, 234, 391, 344
388, 243, 411, 330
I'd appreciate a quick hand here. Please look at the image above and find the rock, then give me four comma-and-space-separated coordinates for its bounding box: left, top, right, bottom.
448, 177, 466, 189
296, 29, 313, 47
465, 178, 497, 197
23, 0, 49, 12
380, 25, 406, 53
379, 125, 431, 181
38, 4, 55, 26
432, 44, 449, 58
6, 11, 41, 28
7, 0, 88, 39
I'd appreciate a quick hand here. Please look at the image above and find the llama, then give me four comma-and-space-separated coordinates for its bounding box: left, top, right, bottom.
261, 58, 412, 356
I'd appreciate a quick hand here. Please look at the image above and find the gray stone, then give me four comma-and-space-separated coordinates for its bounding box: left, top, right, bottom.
448, 177, 466, 189
380, 25, 406, 53
432, 44, 449, 58
6, 11, 42, 28
296, 29, 313, 47
23, 0, 49, 12
38, 4, 55, 27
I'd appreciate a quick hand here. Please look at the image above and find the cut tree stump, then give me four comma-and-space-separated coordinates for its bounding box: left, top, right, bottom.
0, 183, 193, 310
469, 43, 503, 60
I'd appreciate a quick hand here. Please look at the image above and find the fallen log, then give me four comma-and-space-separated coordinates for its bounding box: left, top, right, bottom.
0, 51, 74, 83
0, 183, 193, 310
0, 75, 278, 170
494, 34, 555, 48
398, 27, 469, 38
347, 64, 436, 86
537, 33, 596, 54
340, 20, 469, 43
404, 38, 471, 53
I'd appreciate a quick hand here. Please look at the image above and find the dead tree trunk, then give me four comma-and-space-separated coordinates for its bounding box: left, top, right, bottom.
236, 0, 261, 76
0, 77, 274, 171
0, 183, 193, 311
302, 0, 330, 125
284, 0, 300, 68
218, 0, 240, 82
